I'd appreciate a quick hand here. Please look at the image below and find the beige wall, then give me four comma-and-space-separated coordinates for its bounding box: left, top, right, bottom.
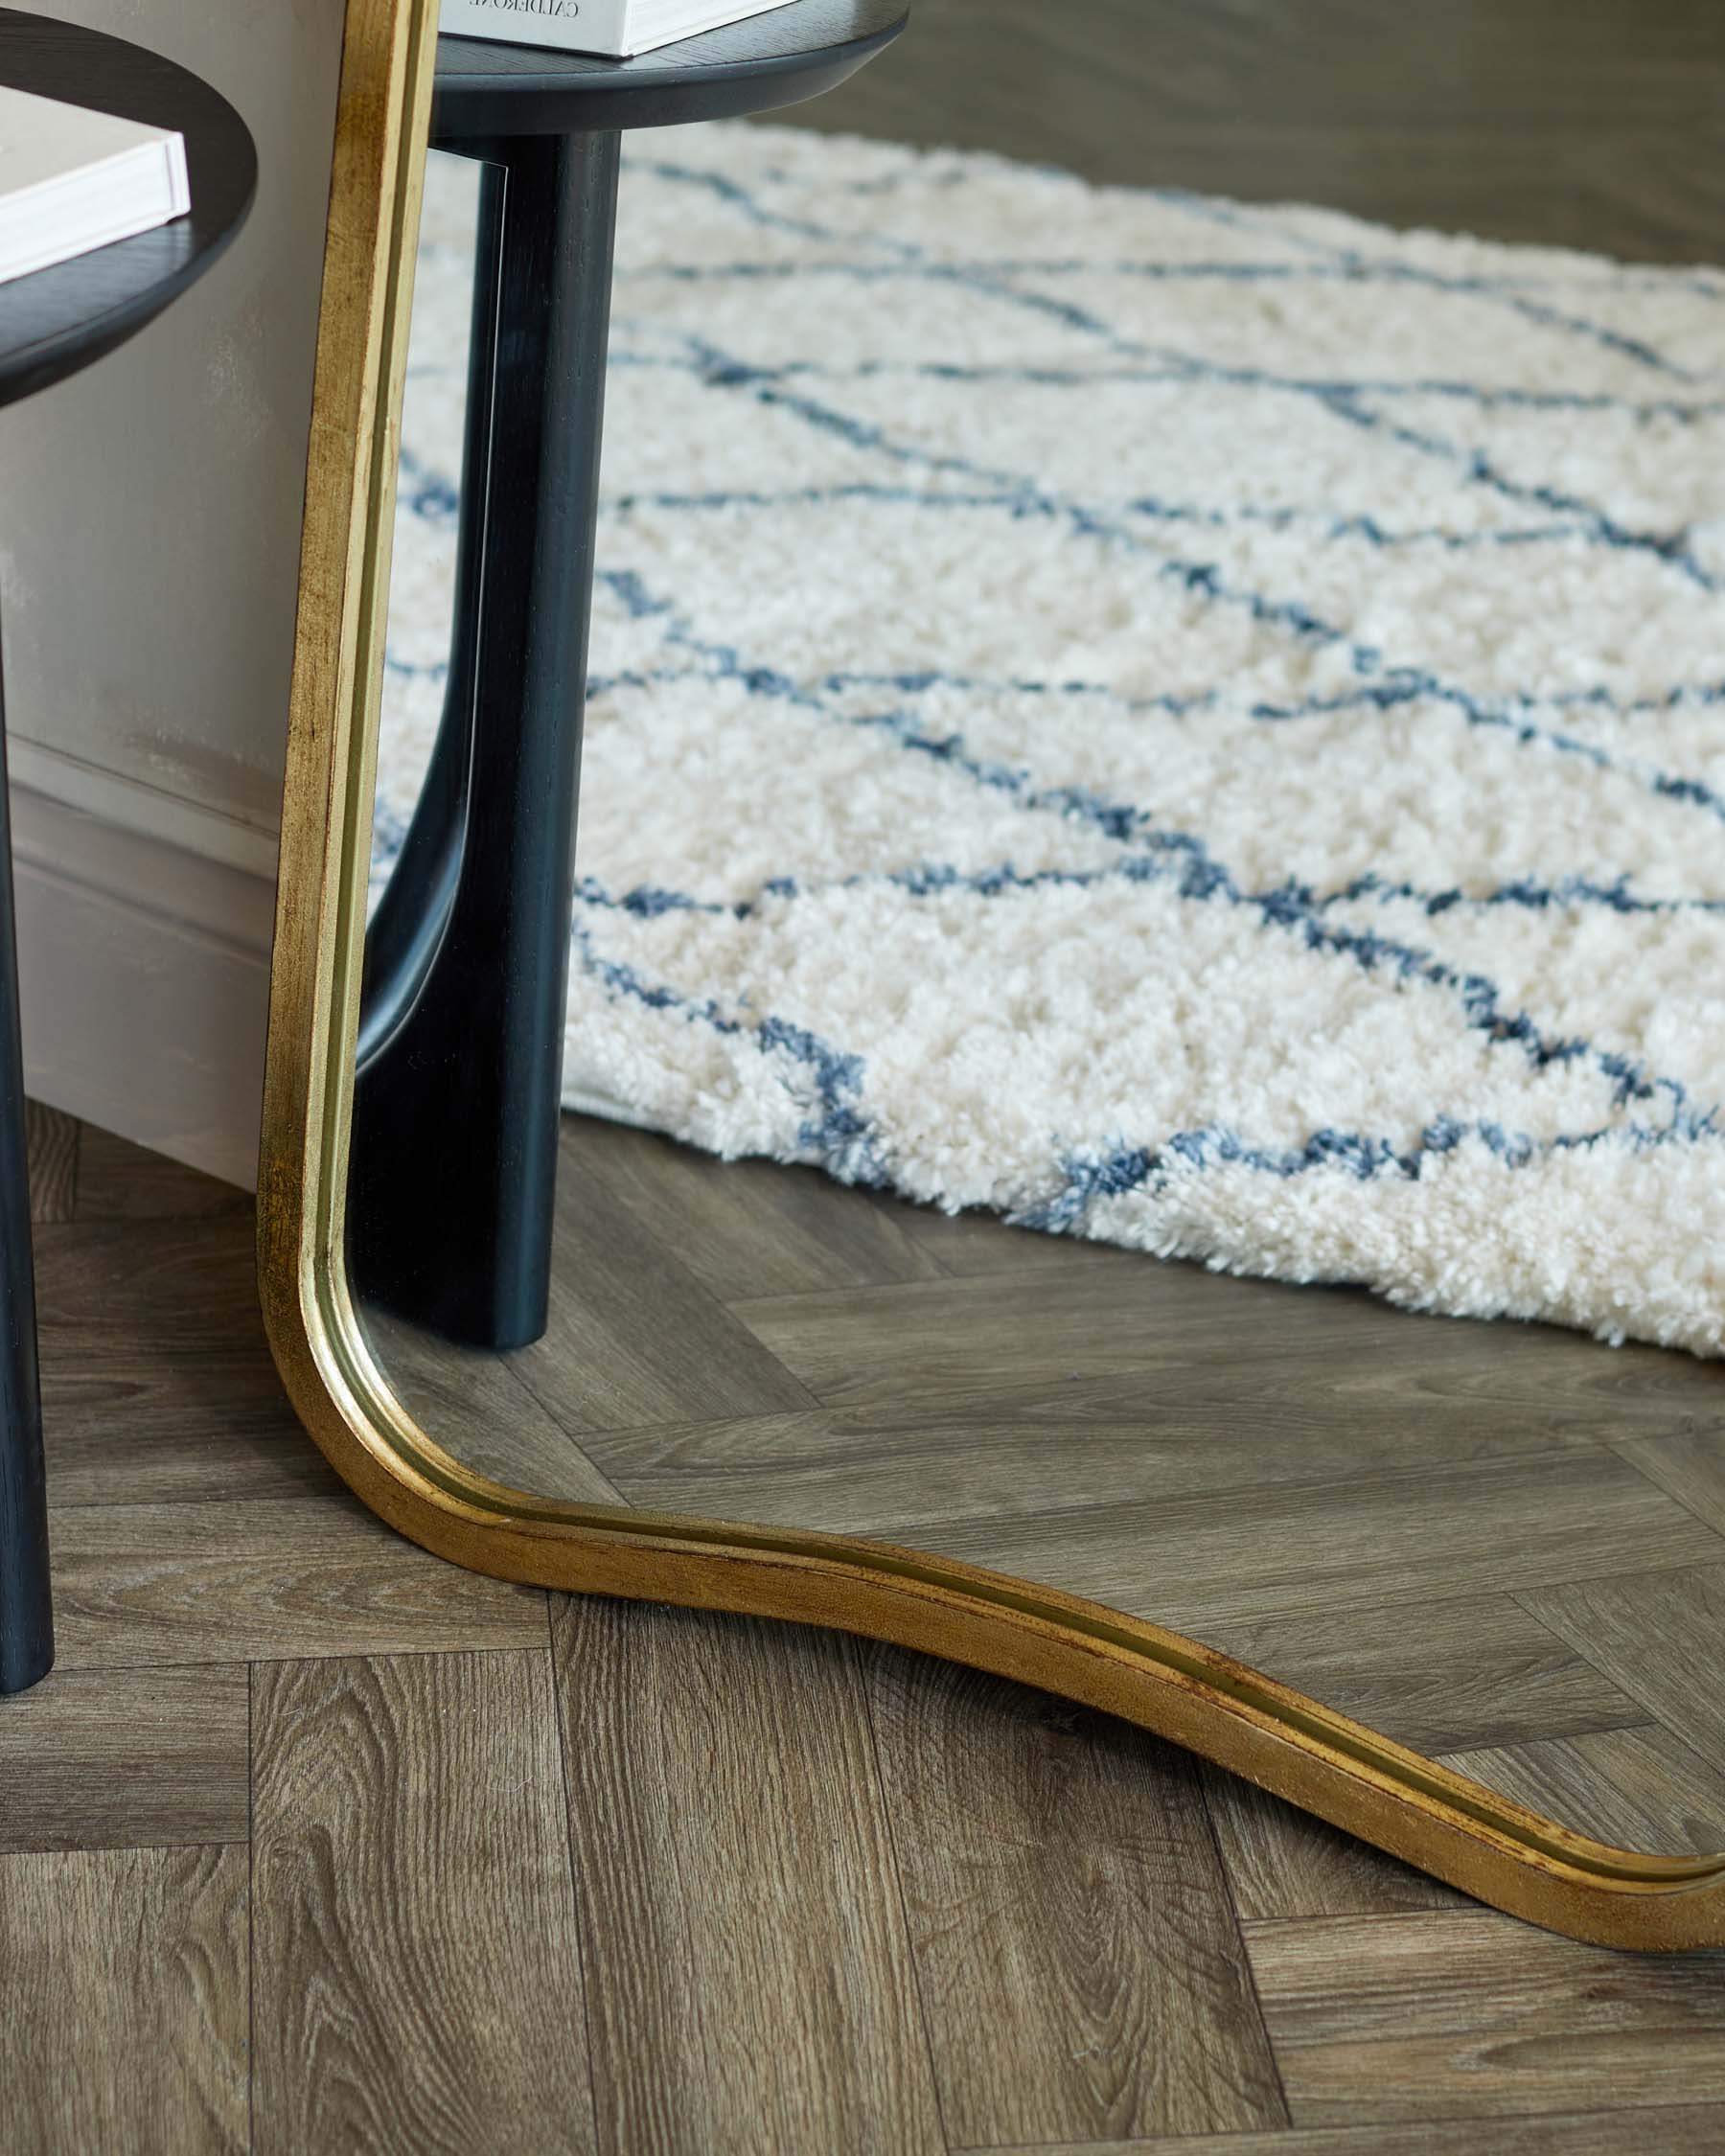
0, 1, 348, 1183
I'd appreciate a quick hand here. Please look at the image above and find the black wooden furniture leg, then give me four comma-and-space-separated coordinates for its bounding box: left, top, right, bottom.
352, 129, 619, 1351
0, 659, 52, 1696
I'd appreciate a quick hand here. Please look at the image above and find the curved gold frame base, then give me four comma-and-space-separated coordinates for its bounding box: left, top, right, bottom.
261, 0, 1725, 1957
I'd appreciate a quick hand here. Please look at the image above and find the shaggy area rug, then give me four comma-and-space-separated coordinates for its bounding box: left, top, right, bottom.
380, 125, 1725, 1357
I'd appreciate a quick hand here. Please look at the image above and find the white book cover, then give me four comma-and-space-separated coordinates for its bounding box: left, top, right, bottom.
440, 0, 800, 62
0, 84, 190, 287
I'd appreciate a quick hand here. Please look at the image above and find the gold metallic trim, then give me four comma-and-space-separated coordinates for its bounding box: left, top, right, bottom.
259, 0, 1725, 1951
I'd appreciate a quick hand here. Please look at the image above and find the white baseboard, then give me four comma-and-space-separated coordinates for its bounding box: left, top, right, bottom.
7, 738, 280, 1192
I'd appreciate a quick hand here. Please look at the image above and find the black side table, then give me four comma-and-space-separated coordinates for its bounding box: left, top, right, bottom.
0, 11, 255, 1694
353, 1, 908, 1350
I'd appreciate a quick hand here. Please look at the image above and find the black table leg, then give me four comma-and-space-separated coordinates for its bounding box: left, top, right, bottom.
353, 129, 619, 1351
0, 652, 52, 1696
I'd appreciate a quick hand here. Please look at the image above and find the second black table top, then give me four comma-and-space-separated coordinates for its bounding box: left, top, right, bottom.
432, 0, 908, 139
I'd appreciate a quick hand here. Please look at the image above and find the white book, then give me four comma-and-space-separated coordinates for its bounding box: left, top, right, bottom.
440, 0, 801, 62
0, 84, 190, 288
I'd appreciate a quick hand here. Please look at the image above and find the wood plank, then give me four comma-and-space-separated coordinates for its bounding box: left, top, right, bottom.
899, 1202, 1178, 1281
34, 1213, 276, 1365
1615, 1430, 1725, 1537
360, 1298, 625, 1504
865, 1646, 1287, 2146
901, 1450, 1723, 1645
581, 1383, 1597, 1545
502, 1142, 816, 1435
73, 1122, 250, 1219
32, 1175, 338, 1506
1446, 1725, 1725, 1858
0, 1844, 247, 2152
1199, 1592, 1644, 1759
798, 0, 1725, 261
730, 1267, 1378, 1415
978, 2105, 1725, 2154
565, 1115, 943, 1300
39, 1360, 340, 1508
1246, 1908, 1725, 2125
551, 1595, 944, 2155
729, 1266, 1721, 1445
47, 1495, 547, 1669
1518, 1564, 1725, 1784
24, 1099, 78, 1224
251, 1651, 593, 2154
30, 1181, 337, 1506
1199, 1760, 1466, 1923
0, 1665, 248, 1854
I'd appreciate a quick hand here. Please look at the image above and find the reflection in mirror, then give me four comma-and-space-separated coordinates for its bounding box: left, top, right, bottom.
373, 148, 480, 932
355, 52, 1725, 1874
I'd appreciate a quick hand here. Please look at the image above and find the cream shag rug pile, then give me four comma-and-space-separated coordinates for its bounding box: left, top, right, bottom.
380, 125, 1725, 1357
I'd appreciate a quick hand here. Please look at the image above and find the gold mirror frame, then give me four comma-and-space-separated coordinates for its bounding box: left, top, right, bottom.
258, 0, 1725, 1953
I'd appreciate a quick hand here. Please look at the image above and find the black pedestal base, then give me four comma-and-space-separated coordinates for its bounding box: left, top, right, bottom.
351, 131, 617, 1351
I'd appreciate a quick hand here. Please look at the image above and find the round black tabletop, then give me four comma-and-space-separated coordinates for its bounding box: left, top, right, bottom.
0, 9, 256, 408
432, 0, 908, 139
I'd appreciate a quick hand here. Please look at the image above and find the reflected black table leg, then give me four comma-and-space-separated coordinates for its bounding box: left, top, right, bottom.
352, 128, 619, 1351
0, 655, 51, 1696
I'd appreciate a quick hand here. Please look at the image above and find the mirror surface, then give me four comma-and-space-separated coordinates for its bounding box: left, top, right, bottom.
352, 38, 1725, 1866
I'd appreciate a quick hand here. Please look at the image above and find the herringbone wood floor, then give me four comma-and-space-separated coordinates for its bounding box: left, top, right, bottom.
6, 1106, 1725, 2153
